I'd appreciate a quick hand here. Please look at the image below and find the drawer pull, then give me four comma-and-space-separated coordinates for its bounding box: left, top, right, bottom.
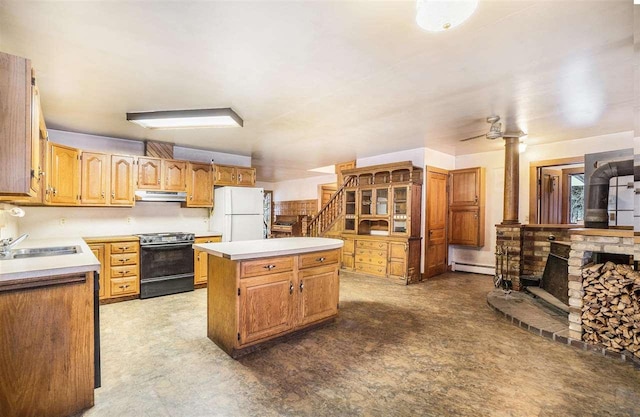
119, 258, 129, 263
316, 257, 326, 262
263, 264, 276, 270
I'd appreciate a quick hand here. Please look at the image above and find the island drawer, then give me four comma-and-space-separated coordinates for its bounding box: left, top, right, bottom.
240, 256, 294, 278
355, 240, 387, 251
298, 249, 339, 269
110, 253, 137, 266
110, 242, 139, 254
110, 265, 138, 278
110, 276, 138, 296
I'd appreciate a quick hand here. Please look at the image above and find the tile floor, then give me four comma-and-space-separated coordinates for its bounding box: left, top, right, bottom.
85, 272, 640, 417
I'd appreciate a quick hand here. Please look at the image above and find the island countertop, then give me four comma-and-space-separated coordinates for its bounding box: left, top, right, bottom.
0, 237, 100, 287
193, 237, 344, 260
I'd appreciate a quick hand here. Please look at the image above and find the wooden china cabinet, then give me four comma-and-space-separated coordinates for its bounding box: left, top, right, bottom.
340, 161, 422, 284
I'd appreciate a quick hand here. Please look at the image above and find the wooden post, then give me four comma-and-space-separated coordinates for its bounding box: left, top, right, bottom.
502, 137, 520, 224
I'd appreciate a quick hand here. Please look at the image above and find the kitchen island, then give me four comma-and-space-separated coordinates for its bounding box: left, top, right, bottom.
0, 237, 99, 417
194, 237, 343, 357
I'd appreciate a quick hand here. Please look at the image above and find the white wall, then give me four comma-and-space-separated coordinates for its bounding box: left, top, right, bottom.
357, 147, 425, 168
271, 175, 336, 201
451, 131, 635, 273
17, 204, 211, 239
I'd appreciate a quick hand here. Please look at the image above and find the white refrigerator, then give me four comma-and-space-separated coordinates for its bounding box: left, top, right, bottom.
210, 187, 265, 242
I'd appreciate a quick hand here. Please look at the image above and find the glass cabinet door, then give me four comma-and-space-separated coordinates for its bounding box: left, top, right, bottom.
392, 186, 408, 233
360, 189, 372, 215
344, 190, 356, 232
376, 188, 388, 216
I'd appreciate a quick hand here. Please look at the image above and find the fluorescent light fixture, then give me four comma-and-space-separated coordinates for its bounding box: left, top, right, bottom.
416, 0, 478, 32
308, 165, 336, 174
127, 108, 243, 129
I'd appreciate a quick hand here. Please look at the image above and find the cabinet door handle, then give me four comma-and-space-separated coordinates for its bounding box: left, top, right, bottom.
157, 178, 161, 184
190, 195, 193, 200
289, 281, 294, 295
474, 195, 478, 203
111, 192, 115, 199
299, 280, 304, 292
263, 264, 276, 270
316, 257, 326, 262
238, 174, 242, 182
52, 187, 57, 196
101, 191, 105, 198
232, 174, 235, 181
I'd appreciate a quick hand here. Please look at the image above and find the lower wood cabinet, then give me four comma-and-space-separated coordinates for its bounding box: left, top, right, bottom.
85, 237, 139, 301
207, 249, 340, 357
194, 236, 222, 285
341, 235, 421, 284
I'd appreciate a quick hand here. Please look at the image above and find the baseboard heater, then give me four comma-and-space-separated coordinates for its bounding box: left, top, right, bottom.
451, 262, 494, 276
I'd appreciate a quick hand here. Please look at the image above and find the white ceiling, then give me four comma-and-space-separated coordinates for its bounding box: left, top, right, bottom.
0, 1, 635, 182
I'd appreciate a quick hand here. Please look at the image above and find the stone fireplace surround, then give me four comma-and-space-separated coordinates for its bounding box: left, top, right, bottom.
492, 224, 640, 367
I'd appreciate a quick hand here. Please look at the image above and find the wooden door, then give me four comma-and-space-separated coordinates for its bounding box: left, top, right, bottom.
238, 271, 295, 345
320, 184, 337, 209
540, 167, 562, 224
186, 163, 212, 207
137, 157, 162, 189
110, 155, 135, 206
80, 152, 108, 205
89, 244, 107, 299
236, 167, 255, 186
425, 167, 448, 278
49, 143, 79, 205
298, 265, 339, 326
449, 168, 479, 206
214, 165, 235, 185
163, 160, 187, 191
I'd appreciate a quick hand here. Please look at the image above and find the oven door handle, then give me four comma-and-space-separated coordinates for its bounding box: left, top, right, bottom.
141, 242, 194, 250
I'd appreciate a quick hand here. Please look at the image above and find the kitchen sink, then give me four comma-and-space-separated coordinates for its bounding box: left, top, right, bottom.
1, 245, 80, 260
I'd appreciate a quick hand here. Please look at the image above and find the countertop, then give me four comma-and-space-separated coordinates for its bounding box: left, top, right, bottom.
0, 237, 100, 287
194, 237, 343, 260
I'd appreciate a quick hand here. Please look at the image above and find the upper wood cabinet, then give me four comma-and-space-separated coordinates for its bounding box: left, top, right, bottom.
137, 157, 187, 191
450, 167, 482, 207
46, 143, 80, 205
110, 155, 135, 206
80, 152, 135, 206
163, 159, 187, 191
213, 164, 256, 187
80, 152, 108, 205
137, 157, 162, 190
0, 52, 41, 197
448, 167, 485, 247
186, 162, 213, 207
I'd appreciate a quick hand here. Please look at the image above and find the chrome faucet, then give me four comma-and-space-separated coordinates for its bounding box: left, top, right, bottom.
0, 233, 29, 256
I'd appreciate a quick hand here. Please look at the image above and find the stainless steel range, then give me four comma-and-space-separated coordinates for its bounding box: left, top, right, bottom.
137, 232, 195, 299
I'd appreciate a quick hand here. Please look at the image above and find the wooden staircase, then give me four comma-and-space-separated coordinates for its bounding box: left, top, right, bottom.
307, 176, 356, 237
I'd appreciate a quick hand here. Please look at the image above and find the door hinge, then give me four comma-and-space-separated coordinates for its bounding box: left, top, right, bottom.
31, 77, 36, 86
237, 332, 240, 341
237, 288, 240, 296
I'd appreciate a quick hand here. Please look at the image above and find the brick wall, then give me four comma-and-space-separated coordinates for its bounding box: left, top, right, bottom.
521, 226, 572, 277
495, 225, 523, 290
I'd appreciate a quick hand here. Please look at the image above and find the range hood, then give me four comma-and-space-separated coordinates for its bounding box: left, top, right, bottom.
134, 190, 187, 202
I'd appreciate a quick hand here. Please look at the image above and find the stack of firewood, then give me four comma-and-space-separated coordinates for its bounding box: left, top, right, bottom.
581, 262, 640, 358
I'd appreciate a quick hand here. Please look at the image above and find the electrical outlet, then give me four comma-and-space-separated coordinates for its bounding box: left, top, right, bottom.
60, 217, 66, 225
203, 217, 208, 224
126, 216, 132, 224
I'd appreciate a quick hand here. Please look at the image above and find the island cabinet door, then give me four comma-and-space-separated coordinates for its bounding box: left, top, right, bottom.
297, 265, 339, 327
238, 271, 295, 345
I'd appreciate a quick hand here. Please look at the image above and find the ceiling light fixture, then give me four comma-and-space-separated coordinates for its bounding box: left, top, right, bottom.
416, 0, 478, 32
126, 108, 243, 129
